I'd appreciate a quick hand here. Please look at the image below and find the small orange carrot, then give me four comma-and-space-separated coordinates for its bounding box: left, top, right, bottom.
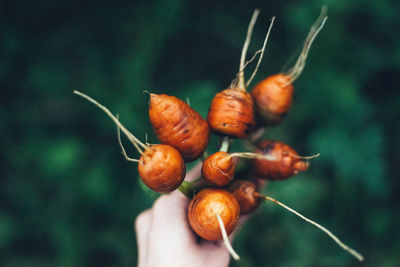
251, 8, 328, 125
228, 180, 260, 215
252, 140, 318, 180
202, 151, 235, 187
74, 90, 186, 193
201, 150, 276, 187
148, 93, 210, 162
207, 11, 275, 138
207, 88, 255, 138
137, 144, 185, 193
188, 188, 240, 241
188, 188, 240, 260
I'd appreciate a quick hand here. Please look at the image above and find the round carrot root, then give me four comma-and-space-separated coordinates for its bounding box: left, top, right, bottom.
207, 9, 275, 138
202, 151, 235, 187
138, 144, 186, 193
251, 74, 293, 125
74, 90, 186, 193
149, 93, 210, 162
252, 140, 313, 180
251, 8, 328, 126
206, 10, 274, 139
228, 180, 260, 214
207, 88, 255, 138
188, 188, 240, 241
201, 150, 277, 187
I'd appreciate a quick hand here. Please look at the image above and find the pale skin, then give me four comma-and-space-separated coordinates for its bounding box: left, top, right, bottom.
135, 163, 238, 267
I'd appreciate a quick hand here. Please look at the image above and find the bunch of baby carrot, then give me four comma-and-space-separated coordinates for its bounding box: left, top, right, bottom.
74, 7, 364, 262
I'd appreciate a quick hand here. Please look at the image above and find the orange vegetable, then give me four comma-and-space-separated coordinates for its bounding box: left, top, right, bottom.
251, 8, 328, 125
74, 91, 186, 193
251, 74, 293, 125
138, 144, 185, 193
202, 151, 235, 187
228, 180, 260, 214
188, 188, 240, 241
252, 140, 312, 180
207, 11, 275, 138
149, 93, 210, 162
207, 89, 255, 138
201, 150, 274, 187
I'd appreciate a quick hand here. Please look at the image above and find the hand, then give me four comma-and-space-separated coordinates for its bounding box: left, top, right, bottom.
134, 163, 234, 267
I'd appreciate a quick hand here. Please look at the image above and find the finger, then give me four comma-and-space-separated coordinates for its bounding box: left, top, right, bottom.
147, 163, 203, 244
135, 209, 153, 243
150, 194, 195, 242
184, 161, 202, 182
143, 195, 197, 265
135, 209, 153, 265
199, 241, 231, 266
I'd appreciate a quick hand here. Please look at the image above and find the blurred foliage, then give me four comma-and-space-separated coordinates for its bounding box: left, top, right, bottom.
1, 0, 399, 266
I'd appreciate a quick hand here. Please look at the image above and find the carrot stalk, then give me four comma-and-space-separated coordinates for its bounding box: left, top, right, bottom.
116, 121, 140, 162
74, 90, 147, 152
237, 9, 260, 90
286, 7, 328, 83
177, 181, 195, 199
246, 16, 276, 87
220, 136, 231, 152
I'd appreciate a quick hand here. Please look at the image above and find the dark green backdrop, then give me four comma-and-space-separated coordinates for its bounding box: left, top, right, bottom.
1, 0, 399, 266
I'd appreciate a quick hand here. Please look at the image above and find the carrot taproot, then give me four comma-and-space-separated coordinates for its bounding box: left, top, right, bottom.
228, 180, 260, 215
74, 90, 186, 193
137, 144, 185, 193
201, 150, 276, 187
149, 93, 210, 162
188, 188, 240, 260
207, 12, 275, 138
252, 140, 318, 180
251, 8, 328, 125
207, 89, 255, 138
202, 152, 235, 187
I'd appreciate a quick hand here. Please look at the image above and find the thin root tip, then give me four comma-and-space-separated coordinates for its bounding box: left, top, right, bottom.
73, 90, 88, 98
73, 90, 89, 99
233, 255, 240, 261
142, 90, 151, 95
268, 17, 276, 28
268, 17, 276, 27
352, 252, 364, 262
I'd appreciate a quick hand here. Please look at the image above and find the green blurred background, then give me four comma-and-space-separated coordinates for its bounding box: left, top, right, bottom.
1, 0, 399, 266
